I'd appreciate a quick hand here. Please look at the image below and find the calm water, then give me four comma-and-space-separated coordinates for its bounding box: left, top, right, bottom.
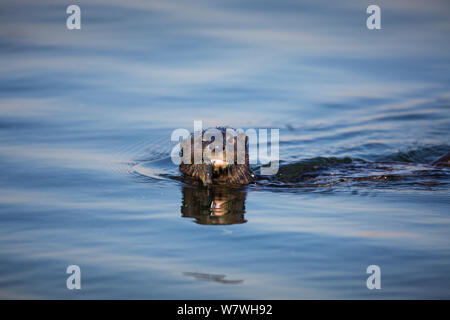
1, 0, 450, 299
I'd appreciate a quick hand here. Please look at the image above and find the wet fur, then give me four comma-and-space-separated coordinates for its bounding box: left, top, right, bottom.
179, 127, 254, 186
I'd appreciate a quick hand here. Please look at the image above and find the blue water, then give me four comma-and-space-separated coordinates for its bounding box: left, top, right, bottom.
0, 0, 450, 299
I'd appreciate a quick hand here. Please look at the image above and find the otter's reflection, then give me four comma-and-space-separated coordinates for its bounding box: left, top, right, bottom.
181, 186, 247, 225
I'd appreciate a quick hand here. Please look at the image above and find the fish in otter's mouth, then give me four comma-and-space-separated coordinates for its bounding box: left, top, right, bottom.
179, 127, 254, 186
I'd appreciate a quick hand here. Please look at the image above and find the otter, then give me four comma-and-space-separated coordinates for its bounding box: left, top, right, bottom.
179, 127, 254, 186
179, 127, 450, 187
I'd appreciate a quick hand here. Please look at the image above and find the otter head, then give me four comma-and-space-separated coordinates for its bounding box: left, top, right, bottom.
179, 127, 254, 186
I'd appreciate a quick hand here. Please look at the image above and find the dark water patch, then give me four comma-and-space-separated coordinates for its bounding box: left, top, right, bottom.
183, 272, 244, 285
0, 76, 89, 98
0, 119, 51, 131
256, 159, 450, 192
261, 156, 354, 181
369, 145, 450, 164
375, 112, 440, 122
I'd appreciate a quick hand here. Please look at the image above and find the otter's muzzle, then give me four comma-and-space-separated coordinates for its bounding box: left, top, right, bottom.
211, 158, 228, 170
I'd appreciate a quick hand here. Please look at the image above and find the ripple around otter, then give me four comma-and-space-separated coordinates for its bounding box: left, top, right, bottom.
131, 157, 180, 182
130, 152, 450, 193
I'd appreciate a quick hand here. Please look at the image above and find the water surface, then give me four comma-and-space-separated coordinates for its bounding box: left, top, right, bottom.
0, 0, 450, 299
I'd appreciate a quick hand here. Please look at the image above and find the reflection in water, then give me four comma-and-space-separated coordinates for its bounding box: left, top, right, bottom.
183, 272, 244, 285
181, 186, 247, 225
